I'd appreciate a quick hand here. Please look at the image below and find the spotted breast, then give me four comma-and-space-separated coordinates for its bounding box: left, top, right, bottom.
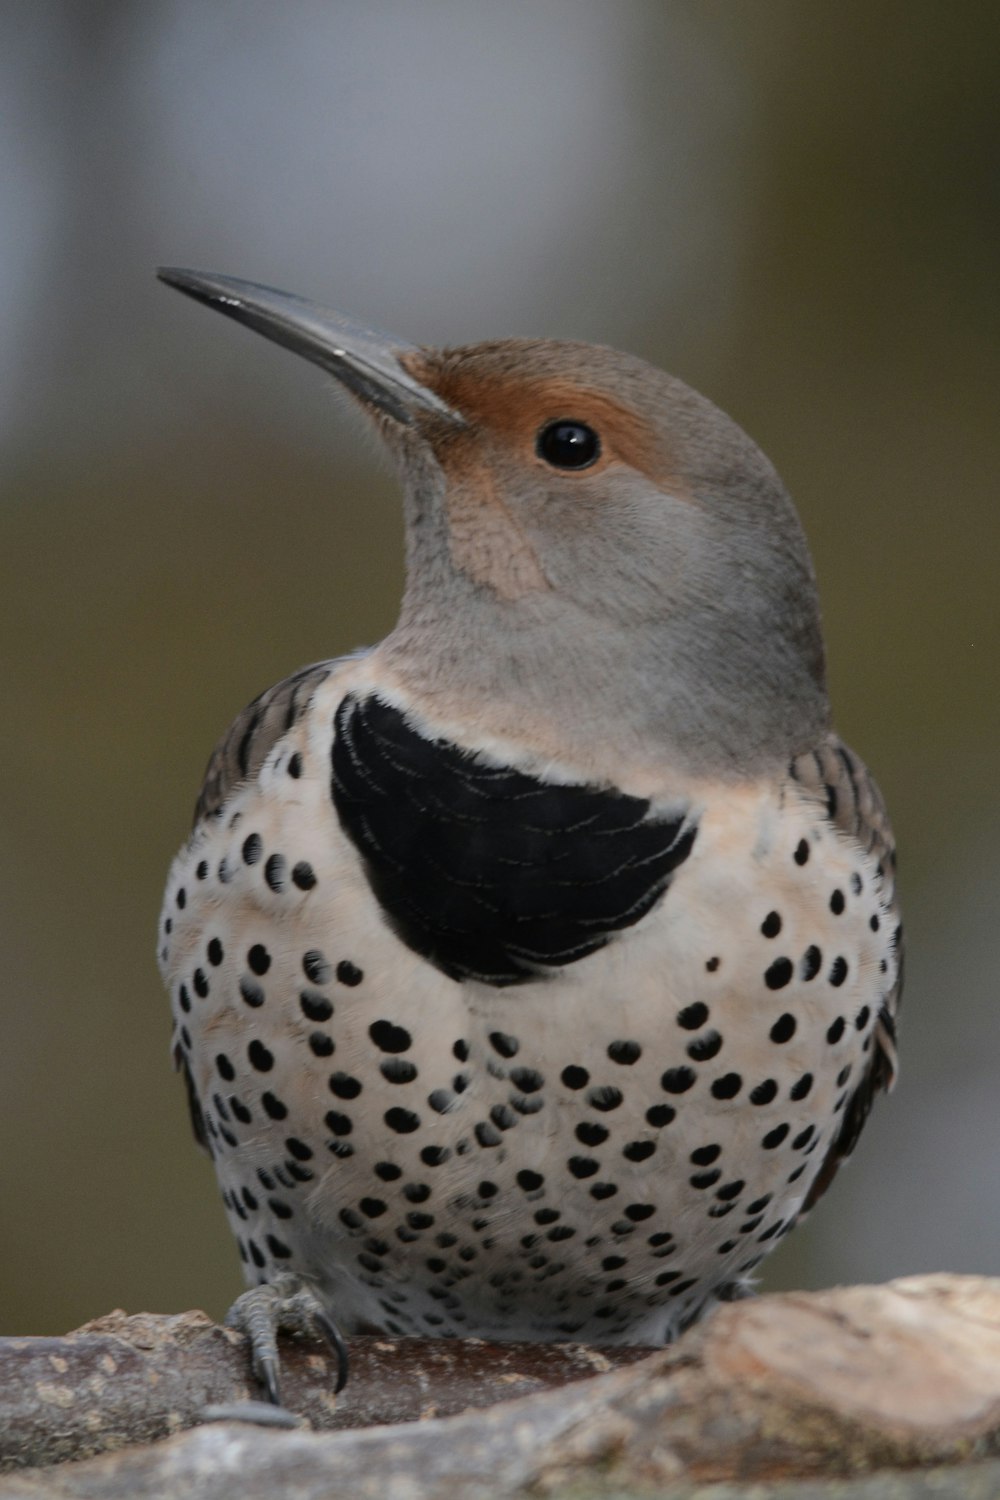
160, 659, 900, 1349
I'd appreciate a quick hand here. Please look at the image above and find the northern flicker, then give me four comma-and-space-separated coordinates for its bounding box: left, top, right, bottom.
156, 268, 901, 1404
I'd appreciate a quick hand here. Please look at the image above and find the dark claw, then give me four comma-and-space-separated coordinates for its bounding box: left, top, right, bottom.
259, 1351, 283, 1408
226, 1275, 349, 1402
315, 1308, 350, 1393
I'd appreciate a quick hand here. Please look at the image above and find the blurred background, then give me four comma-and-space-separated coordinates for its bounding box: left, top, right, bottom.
1, 0, 997, 1335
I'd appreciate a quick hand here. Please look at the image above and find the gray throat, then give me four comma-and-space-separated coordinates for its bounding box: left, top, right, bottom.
378, 582, 829, 787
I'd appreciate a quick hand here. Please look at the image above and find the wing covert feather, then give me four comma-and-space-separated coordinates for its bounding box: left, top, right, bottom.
193, 661, 334, 825
790, 734, 902, 1212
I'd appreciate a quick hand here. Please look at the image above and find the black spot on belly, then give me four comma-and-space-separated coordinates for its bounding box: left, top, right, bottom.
646, 1103, 676, 1127
790, 1072, 813, 1100
661, 1067, 695, 1095
248, 944, 271, 976
489, 1031, 519, 1059
829, 956, 849, 987
688, 1030, 722, 1062
569, 1156, 599, 1177
381, 1058, 417, 1084
301, 990, 333, 1022
330, 693, 697, 985
801, 945, 822, 980
240, 978, 265, 1008
329, 1072, 362, 1100
711, 1073, 742, 1100
242, 834, 263, 865
370, 1019, 411, 1053
764, 958, 793, 990
303, 950, 331, 984
588, 1085, 624, 1111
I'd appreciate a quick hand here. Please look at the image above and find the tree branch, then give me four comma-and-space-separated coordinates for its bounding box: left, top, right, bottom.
3, 1276, 999, 1499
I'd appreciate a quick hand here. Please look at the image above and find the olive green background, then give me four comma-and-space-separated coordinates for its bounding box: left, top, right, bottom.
1, 1, 997, 1335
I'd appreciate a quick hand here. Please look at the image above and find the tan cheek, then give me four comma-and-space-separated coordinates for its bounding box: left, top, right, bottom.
444, 466, 550, 601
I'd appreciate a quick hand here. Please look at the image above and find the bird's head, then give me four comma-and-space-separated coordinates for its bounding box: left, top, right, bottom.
158, 270, 828, 787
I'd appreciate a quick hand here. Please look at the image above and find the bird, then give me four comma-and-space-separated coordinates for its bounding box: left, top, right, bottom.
156, 267, 901, 1405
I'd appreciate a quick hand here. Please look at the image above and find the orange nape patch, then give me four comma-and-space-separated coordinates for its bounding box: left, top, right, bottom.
399, 353, 678, 490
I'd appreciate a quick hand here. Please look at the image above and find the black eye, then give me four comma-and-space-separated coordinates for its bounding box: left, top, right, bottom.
537, 419, 600, 470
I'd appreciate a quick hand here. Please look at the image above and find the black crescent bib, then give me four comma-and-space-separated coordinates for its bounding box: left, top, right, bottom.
331, 694, 697, 986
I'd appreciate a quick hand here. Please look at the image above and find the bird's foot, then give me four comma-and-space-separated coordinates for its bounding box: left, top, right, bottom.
225, 1272, 349, 1406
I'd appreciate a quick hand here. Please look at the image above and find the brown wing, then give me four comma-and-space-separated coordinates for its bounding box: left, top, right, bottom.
193, 660, 335, 825
789, 734, 903, 1213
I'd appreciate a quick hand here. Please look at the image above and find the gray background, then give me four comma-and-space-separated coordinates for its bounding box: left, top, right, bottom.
1, 0, 997, 1334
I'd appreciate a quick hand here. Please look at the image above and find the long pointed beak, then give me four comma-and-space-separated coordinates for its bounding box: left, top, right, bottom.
157, 268, 462, 428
